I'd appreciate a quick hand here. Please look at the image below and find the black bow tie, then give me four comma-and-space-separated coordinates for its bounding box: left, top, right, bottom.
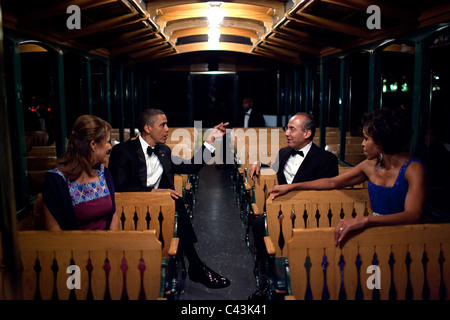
147, 146, 156, 157
291, 149, 304, 157
245, 112, 251, 116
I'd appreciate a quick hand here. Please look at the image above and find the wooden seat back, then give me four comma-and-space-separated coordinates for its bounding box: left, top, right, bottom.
1, 230, 163, 300
25, 131, 49, 151
26, 145, 57, 157
114, 192, 176, 258
265, 189, 372, 256
251, 166, 367, 216
252, 169, 278, 215
286, 224, 450, 300
26, 156, 58, 171
166, 127, 199, 160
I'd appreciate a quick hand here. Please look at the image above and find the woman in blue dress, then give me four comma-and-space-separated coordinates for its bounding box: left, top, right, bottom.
266, 107, 426, 245
42, 115, 118, 230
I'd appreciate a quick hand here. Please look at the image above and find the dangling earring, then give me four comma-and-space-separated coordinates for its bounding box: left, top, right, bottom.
378, 152, 383, 163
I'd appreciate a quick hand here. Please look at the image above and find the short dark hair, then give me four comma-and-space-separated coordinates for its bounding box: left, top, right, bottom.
138, 109, 165, 132
295, 112, 316, 140
362, 107, 412, 154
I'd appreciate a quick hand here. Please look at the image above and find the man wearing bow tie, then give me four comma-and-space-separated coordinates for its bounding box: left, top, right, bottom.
241, 96, 265, 128
249, 112, 338, 184
248, 112, 338, 299
108, 109, 231, 289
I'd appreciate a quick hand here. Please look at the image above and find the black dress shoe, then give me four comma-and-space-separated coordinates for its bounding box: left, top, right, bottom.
188, 262, 231, 289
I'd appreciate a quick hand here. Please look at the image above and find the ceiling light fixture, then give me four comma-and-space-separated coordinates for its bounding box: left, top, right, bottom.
207, 2, 224, 50
207, 2, 224, 26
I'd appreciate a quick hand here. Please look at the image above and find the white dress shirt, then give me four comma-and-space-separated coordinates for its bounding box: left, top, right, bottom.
139, 135, 164, 188
244, 108, 252, 128
283, 141, 312, 184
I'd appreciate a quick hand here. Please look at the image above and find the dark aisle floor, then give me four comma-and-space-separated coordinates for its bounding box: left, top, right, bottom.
180, 165, 257, 300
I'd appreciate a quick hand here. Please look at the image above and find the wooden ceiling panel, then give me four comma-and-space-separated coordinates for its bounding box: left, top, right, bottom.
1, 0, 448, 64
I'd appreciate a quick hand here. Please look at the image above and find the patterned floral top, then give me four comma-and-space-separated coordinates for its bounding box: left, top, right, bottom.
48, 164, 113, 230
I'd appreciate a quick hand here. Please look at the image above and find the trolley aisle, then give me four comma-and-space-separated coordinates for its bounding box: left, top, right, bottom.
181, 165, 256, 300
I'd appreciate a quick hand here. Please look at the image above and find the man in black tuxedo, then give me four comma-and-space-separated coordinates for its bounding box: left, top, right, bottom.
248, 112, 338, 298
108, 109, 230, 289
240, 96, 265, 128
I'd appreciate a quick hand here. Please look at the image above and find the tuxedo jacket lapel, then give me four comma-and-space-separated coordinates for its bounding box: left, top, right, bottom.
134, 139, 148, 188
155, 145, 175, 189
276, 147, 293, 185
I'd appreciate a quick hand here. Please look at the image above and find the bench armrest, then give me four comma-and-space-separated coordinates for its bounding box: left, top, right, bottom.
168, 237, 179, 256
251, 203, 261, 215
264, 236, 276, 255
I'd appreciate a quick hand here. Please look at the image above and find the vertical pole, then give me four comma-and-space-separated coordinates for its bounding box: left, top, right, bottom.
304, 63, 312, 113
339, 56, 349, 162
128, 67, 135, 137
276, 70, 282, 127
293, 66, 300, 114
368, 50, 381, 112
319, 58, 328, 149
233, 73, 239, 125
52, 51, 67, 157
187, 74, 194, 126
5, 38, 28, 209
82, 57, 92, 115
411, 39, 429, 156
116, 65, 125, 142
103, 60, 111, 123
0, 5, 22, 299
284, 71, 291, 126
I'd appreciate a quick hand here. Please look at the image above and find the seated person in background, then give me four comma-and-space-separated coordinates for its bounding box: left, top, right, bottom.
248, 112, 338, 299
108, 108, 231, 289
267, 107, 426, 246
42, 115, 118, 231
240, 96, 265, 128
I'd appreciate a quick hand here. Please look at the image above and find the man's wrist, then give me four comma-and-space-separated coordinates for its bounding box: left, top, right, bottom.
203, 141, 216, 153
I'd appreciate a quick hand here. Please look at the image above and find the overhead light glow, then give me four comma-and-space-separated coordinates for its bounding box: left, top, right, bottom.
207, 2, 223, 49
208, 26, 220, 49
207, 2, 224, 26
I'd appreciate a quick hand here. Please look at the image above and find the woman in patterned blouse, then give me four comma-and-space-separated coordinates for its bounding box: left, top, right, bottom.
42, 115, 118, 230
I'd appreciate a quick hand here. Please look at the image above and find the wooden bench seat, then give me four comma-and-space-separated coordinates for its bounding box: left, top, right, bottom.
265, 189, 372, 256
21, 192, 179, 258
114, 192, 178, 258
114, 192, 180, 297
250, 166, 367, 220
286, 224, 450, 300
262, 188, 372, 298
0, 230, 165, 300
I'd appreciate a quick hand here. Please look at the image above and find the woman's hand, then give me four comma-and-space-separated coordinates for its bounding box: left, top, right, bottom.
266, 184, 292, 200
334, 217, 369, 246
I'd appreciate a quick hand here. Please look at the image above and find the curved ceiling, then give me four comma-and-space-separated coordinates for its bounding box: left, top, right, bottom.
2, 0, 450, 65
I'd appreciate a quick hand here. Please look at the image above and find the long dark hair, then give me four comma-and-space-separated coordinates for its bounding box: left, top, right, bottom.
58, 115, 111, 181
